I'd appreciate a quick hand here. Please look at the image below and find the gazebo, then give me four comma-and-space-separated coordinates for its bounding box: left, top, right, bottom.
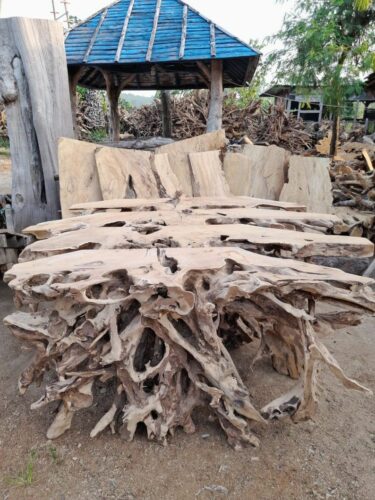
65, 0, 260, 140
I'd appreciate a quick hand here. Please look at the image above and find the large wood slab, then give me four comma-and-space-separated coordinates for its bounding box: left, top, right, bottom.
241, 145, 290, 200
20, 224, 374, 262
59, 138, 102, 218
69, 196, 307, 215
153, 154, 182, 197
166, 152, 193, 196
24, 208, 341, 240
223, 152, 253, 196
280, 156, 333, 213
189, 151, 230, 197
176, 196, 306, 212
95, 147, 159, 200
156, 130, 226, 154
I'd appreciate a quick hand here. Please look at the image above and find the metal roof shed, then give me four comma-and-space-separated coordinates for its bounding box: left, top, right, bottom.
65, 0, 260, 140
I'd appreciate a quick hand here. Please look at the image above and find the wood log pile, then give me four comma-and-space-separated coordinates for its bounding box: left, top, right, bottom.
4, 192, 375, 448
331, 143, 375, 211
120, 93, 313, 154
76, 90, 107, 139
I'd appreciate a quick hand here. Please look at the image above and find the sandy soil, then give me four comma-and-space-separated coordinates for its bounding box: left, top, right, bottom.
0, 280, 374, 500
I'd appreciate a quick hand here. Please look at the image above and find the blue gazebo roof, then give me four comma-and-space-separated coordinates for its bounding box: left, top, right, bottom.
65, 0, 260, 90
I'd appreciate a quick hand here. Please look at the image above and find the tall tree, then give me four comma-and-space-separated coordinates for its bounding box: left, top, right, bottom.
269, 0, 375, 154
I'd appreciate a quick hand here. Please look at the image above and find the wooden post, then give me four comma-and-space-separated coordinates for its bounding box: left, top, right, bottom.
0, 18, 74, 232
68, 67, 85, 138
102, 71, 122, 142
206, 60, 223, 132
160, 90, 172, 138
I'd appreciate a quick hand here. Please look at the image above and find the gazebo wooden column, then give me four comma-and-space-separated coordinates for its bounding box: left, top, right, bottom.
102, 71, 122, 142
206, 60, 223, 132
68, 67, 85, 137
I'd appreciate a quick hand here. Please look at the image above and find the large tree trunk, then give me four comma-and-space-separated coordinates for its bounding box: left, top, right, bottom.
0, 18, 74, 232
330, 113, 339, 156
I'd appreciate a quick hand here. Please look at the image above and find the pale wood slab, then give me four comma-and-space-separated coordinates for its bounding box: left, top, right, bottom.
165, 152, 193, 196
95, 147, 159, 200
156, 130, 226, 154
153, 154, 182, 197
223, 152, 253, 196
280, 156, 333, 214
70, 198, 176, 214
242, 144, 290, 200
176, 196, 306, 212
24, 208, 340, 240
59, 138, 103, 218
20, 224, 374, 262
69, 196, 307, 214
189, 151, 230, 197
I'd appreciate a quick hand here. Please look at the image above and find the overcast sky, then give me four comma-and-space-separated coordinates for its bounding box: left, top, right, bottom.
1, 0, 293, 94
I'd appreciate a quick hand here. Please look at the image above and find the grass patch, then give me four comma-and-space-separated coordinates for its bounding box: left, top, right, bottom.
4, 449, 37, 487
48, 445, 62, 465
0, 137, 10, 158
88, 128, 108, 143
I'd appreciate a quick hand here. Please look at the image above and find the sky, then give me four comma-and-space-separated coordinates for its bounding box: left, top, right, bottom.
1, 0, 293, 48
1, 0, 293, 94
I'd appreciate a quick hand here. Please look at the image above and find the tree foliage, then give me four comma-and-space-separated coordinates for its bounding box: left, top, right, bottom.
226, 39, 267, 108
269, 0, 374, 151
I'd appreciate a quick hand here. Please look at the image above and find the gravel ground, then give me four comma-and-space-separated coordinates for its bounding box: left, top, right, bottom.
0, 280, 374, 500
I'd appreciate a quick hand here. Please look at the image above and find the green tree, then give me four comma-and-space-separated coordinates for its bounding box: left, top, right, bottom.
226, 39, 267, 108
269, 0, 375, 154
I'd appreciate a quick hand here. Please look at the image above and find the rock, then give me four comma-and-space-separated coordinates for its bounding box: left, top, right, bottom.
197, 485, 229, 496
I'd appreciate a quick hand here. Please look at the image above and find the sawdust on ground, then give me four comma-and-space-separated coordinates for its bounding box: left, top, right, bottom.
0, 281, 374, 500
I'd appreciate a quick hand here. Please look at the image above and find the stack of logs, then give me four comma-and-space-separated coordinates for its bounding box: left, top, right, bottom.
4, 195, 375, 448
121, 94, 313, 154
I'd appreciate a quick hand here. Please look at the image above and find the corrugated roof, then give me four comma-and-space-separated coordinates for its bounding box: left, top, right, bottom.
65, 0, 259, 65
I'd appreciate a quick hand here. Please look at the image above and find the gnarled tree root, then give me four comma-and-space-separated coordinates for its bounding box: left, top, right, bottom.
4, 247, 375, 448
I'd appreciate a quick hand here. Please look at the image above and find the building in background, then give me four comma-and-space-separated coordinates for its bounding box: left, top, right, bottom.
260, 85, 324, 123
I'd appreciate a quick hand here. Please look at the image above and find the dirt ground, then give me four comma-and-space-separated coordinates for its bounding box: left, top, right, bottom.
0, 280, 374, 500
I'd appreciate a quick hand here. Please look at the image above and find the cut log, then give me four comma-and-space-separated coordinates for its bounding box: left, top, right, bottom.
58, 138, 103, 218
95, 147, 159, 200
188, 151, 230, 197
20, 224, 374, 262
280, 156, 333, 213
4, 247, 374, 447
